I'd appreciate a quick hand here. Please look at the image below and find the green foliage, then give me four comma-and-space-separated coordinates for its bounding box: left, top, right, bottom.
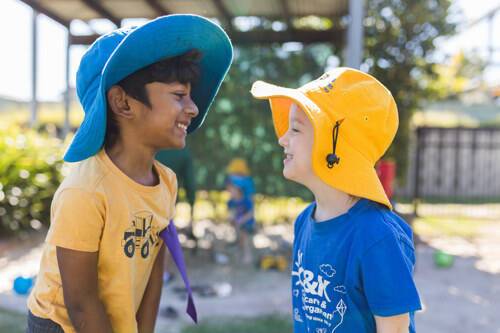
0, 123, 64, 234
429, 51, 486, 99
363, 0, 457, 180
188, 0, 457, 194
0, 0, 458, 209
189, 45, 331, 198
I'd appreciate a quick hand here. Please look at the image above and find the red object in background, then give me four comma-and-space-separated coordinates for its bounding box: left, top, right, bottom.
376, 160, 396, 199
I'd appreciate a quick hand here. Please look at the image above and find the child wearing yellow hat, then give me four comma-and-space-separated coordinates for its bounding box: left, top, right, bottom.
251, 68, 421, 333
225, 158, 256, 264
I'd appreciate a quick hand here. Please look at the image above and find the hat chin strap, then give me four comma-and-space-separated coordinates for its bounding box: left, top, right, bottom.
326, 119, 344, 169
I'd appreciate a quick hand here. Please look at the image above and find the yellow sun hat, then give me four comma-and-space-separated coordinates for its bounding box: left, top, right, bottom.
226, 158, 251, 176
250, 67, 398, 209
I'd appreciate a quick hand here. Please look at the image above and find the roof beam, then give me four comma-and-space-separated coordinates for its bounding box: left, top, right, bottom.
81, 0, 121, 27
234, 28, 344, 45
145, 0, 170, 17
18, 0, 71, 27
70, 28, 344, 46
211, 0, 234, 29
467, 4, 500, 28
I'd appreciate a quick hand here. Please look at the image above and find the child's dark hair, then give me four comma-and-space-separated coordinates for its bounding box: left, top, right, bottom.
105, 49, 202, 148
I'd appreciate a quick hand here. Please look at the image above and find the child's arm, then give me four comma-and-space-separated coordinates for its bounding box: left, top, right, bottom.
136, 243, 165, 333
374, 314, 410, 333
56, 247, 113, 333
235, 209, 254, 226
234, 198, 254, 226
360, 228, 420, 333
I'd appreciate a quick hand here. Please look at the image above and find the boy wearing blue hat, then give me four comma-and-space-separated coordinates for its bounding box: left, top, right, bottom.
27, 15, 232, 333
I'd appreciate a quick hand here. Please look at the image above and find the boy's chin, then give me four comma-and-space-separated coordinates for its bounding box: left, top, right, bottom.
283, 165, 311, 185
283, 166, 299, 182
159, 138, 185, 150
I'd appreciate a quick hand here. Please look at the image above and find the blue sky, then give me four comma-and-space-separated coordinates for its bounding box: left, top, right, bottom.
0, 0, 499, 102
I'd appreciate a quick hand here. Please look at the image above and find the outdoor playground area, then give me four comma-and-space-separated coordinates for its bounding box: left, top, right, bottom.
1, 0, 500, 332
1, 200, 500, 333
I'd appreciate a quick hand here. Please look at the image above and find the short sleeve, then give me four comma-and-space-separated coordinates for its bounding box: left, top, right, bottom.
167, 171, 178, 219
158, 165, 178, 219
46, 188, 105, 252
360, 232, 422, 316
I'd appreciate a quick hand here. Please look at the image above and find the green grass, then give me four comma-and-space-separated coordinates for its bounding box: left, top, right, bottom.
181, 314, 293, 333
0, 308, 292, 333
413, 216, 492, 239
0, 308, 26, 333
0, 104, 83, 127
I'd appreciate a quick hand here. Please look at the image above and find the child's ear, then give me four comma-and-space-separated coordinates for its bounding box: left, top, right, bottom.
107, 86, 134, 119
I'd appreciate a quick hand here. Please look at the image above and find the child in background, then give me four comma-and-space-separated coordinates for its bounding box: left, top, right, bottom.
226, 158, 255, 198
226, 158, 255, 264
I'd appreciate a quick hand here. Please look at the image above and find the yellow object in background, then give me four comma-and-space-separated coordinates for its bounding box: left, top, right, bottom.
226, 158, 250, 176
259, 255, 288, 272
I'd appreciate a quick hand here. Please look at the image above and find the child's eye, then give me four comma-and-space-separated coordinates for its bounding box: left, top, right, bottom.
174, 93, 186, 99
291, 128, 299, 133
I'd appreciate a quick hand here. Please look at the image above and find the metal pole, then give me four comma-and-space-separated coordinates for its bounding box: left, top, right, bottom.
30, 9, 38, 128
453, 128, 461, 200
346, 0, 364, 69
487, 13, 494, 65
412, 127, 423, 216
63, 32, 71, 137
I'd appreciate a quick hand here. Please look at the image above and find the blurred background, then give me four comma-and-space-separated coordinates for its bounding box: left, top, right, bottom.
0, 0, 499, 332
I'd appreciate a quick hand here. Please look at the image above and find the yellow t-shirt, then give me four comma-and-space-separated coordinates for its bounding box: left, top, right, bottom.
28, 149, 177, 333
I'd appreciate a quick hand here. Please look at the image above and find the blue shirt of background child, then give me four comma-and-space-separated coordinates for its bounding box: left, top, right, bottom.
291, 199, 421, 333
228, 197, 255, 228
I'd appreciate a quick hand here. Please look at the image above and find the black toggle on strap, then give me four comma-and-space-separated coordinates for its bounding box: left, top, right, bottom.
326, 119, 344, 168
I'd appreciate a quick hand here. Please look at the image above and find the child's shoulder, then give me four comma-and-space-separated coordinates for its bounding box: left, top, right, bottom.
154, 161, 178, 194
293, 203, 315, 235
154, 161, 177, 184
51, 155, 109, 211
354, 200, 414, 250
59, 153, 108, 193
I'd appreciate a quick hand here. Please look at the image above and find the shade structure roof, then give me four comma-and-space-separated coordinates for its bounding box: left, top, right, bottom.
19, 0, 348, 45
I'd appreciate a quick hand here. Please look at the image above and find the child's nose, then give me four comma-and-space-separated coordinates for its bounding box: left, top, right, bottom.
278, 130, 289, 147
184, 97, 199, 118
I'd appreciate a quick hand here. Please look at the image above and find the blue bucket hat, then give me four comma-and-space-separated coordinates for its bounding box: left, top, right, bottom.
65, 14, 233, 162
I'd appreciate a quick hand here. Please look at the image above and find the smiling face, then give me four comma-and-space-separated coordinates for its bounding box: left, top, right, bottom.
278, 103, 315, 185
105, 49, 202, 151
134, 81, 199, 149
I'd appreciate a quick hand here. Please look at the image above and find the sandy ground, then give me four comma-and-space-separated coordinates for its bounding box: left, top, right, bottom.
1, 221, 499, 333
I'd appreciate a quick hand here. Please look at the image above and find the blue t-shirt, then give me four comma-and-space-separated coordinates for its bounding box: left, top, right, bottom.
227, 197, 255, 227
292, 199, 421, 333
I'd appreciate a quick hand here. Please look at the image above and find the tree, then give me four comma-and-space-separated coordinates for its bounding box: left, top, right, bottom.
189, 0, 457, 196
362, 0, 456, 180
189, 44, 333, 198
429, 51, 486, 99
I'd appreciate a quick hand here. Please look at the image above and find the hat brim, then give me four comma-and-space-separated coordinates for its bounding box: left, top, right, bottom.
64, 15, 233, 162
251, 80, 327, 139
251, 80, 392, 209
